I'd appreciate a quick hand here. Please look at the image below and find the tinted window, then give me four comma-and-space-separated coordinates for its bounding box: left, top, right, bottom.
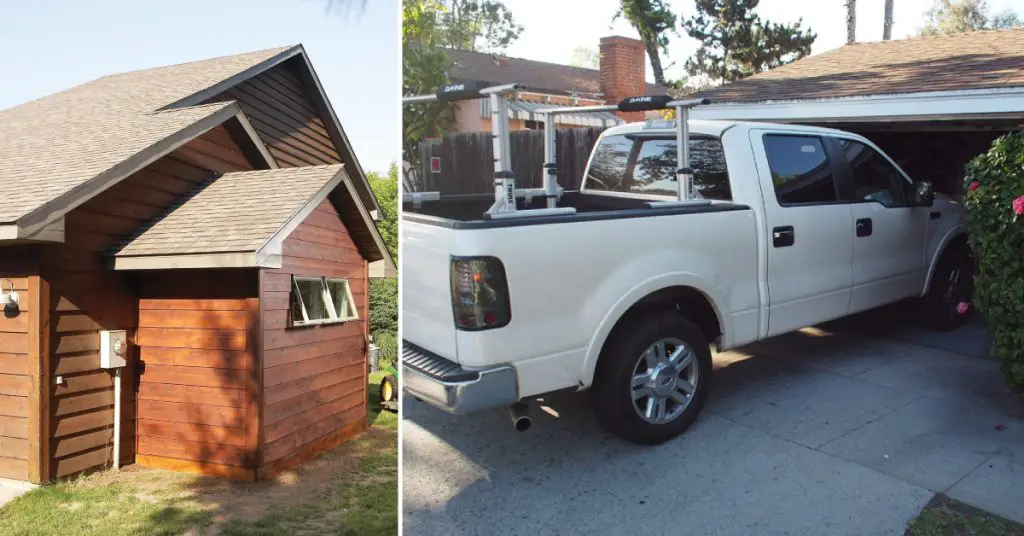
764, 135, 838, 205
836, 139, 909, 207
585, 134, 732, 200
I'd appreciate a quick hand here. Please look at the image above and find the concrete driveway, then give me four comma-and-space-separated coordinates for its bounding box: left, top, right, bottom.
402, 305, 1024, 536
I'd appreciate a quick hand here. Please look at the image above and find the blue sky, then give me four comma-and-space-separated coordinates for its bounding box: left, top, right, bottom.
0, 0, 399, 173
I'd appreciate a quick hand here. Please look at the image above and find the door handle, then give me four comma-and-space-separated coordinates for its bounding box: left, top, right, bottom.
856, 218, 873, 237
930, 211, 941, 220
772, 226, 794, 247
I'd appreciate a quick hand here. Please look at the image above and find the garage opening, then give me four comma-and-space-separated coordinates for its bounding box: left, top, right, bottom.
808, 119, 1024, 197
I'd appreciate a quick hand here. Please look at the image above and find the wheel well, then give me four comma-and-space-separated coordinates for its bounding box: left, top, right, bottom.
608, 286, 721, 347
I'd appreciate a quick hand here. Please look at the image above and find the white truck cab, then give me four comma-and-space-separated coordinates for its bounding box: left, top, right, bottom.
401, 87, 973, 444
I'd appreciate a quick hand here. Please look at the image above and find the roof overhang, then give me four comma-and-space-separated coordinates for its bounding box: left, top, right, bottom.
3, 103, 275, 245
110, 251, 278, 271
160, 44, 383, 218
693, 86, 1024, 124
0, 217, 65, 243
110, 166, 394, 273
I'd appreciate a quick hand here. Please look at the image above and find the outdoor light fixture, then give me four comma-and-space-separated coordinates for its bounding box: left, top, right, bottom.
0, 279, 19, 309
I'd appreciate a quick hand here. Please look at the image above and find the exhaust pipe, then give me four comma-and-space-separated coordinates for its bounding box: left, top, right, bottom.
508, 402, 531, 432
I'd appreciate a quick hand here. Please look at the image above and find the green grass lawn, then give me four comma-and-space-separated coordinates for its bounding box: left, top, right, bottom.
0, 372, 398, 536
906, 495, 1024, 536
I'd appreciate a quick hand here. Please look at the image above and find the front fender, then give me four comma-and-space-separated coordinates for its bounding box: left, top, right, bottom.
577, 251, 734, 389
922, 224, 968, 296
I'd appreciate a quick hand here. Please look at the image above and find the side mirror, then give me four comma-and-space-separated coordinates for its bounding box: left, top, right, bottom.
916, 181, 935, 207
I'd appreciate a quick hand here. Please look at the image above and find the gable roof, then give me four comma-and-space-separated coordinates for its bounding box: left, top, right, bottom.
699, 27, 1024, 103
109, 165, 380, 270
0, 101, 263, 238
0, 44, 381, 232
446, 49, 665, 97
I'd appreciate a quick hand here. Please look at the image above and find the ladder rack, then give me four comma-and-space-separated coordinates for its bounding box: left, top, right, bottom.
402, 82, 712, 219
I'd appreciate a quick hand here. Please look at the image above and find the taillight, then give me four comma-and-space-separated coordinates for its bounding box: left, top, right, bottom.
450, 256, 511, 331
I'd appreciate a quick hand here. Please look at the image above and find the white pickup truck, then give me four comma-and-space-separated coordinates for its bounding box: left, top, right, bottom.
402, 92, 972, 445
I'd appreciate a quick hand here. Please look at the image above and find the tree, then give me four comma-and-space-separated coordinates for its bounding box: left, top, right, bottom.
367, 164, 399, 338
846, 0, 857, 44
569, 46, 600, 69
920, 0, 1022, 35
683, 0, 816, 84
883, 0, 895, 40
367, 164, 398, 263
613, 0, 677, 86
402, 0, 523, 189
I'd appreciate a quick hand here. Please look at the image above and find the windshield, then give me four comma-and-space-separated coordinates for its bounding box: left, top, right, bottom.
584, 134, 732, 200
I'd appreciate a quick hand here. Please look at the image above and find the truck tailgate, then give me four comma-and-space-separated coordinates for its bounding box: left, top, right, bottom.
401, 221, 458, 360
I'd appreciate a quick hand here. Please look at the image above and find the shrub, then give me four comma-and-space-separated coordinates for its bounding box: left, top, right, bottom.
373, 330, 398, 369
962, 131, 1024, 393
369, 278, 398, 335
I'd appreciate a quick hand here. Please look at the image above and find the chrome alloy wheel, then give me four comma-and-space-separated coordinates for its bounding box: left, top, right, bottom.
630, 337, 699, 424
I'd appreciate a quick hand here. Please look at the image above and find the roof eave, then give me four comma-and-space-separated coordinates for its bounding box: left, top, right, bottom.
694, 86, 1024, 123
110, 251, 277, 271
0, 217, 65, 244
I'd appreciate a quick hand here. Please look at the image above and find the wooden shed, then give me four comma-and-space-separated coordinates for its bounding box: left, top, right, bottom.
0, 45, 394, 483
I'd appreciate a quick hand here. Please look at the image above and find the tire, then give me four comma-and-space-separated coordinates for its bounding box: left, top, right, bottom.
379, 375, 397, 403
924, 247, 974, 332
591, 311, 713, 445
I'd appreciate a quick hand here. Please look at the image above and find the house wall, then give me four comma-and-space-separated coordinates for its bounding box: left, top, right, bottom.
258, 198, 368, 479
0, 248, 38, 481
133, 271, 258, 480
208, 62, 342, 168
40, 126, 255, 481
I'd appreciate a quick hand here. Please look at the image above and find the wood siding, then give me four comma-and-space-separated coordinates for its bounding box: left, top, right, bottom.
209, 63, 342, 168
41, 128, 254, 480
134, 271, 257, 477
0, 250, 37, 481
259, 198, 367, 478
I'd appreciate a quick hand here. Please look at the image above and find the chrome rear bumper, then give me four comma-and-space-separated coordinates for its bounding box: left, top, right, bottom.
402, 341, 518, 415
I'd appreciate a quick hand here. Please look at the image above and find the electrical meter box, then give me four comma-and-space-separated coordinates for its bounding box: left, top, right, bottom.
100, 330, 128, 369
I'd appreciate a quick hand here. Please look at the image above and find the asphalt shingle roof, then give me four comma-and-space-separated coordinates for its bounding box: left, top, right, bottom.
699, 27, 1024, 103
111, 165, 343, 257
0, 46, 291, 225
446, 49, 665, 97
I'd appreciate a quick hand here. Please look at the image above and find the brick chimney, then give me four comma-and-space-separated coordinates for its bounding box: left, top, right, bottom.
600, 36, 647, 122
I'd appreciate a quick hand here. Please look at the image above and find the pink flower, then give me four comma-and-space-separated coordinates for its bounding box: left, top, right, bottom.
968, 181, 980, 192
957, 302, 970, 315
1014, 195, 1024, 216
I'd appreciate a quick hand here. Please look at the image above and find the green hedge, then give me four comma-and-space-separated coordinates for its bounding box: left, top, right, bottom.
962, 131, 1024, 393
374, 330, 398, 369
369, 278, 397, 335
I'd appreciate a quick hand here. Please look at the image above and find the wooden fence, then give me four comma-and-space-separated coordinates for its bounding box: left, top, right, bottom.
413, 127, 604, 194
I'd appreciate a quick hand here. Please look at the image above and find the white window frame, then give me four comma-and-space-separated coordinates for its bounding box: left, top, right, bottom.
290, 275, 359, 327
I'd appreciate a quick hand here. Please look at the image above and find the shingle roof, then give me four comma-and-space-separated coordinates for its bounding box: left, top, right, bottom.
0, 46, 291, 225
111, 165, 343, 257
699, 27, 1024, 103
446, 49, 665, 97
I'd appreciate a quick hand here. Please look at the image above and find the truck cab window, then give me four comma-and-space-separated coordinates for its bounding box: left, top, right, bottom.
585, 134, 732, 200
836, 139, 910, 207
764, 135, 838, 205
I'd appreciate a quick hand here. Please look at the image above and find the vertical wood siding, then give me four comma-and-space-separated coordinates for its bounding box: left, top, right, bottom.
0, 250, 37, 481
43, 128, 253, 479
208, 63, 342, 168
134, 271, 256, 478
259, 198, 368, 477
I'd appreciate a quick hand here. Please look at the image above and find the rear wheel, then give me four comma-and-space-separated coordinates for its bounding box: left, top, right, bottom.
591, 311, 713, 445
924, 247, 974, 331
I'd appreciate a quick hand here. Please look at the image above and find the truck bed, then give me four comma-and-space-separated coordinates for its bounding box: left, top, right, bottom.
403, 191, 750, 229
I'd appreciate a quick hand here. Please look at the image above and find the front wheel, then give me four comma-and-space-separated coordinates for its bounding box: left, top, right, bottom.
924, 248, 974, 331
591, 311, 713, 445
